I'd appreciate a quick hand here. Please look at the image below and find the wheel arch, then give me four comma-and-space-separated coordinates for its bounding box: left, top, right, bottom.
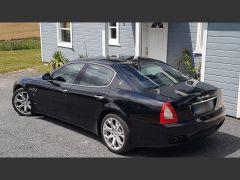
13, 84, 24, 93
96, 107, 129, 137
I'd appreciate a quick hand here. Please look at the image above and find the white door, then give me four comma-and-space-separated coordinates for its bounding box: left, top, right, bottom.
143, 22, 168, 62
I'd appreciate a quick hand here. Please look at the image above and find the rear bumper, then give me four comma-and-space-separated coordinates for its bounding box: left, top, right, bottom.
130, 111, 226, 147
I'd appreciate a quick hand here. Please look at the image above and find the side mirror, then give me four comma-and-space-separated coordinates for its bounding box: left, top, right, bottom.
42, 73, 51, 80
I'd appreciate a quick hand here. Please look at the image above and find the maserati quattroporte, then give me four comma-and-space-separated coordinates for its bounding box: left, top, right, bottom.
12, 57, 226, 154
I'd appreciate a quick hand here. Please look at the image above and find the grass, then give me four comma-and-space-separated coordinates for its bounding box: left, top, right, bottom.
0, 38, 40, 51
0, 49, 51, 74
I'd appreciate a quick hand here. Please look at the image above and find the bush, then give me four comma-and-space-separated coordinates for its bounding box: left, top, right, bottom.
0, 38, 40, 51
178, 49, 201, 80
49, 51, 69, 70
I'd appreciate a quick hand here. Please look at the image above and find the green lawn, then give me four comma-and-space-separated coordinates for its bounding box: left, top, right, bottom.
0, 49, 50, 74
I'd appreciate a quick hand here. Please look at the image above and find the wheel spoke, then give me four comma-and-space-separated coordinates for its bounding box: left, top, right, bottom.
115, 136, 123, 146
111, 137, 116, 147
23, 105, 27, 112
27, 104, 31, 109
15, 98, 23, 103
104, 134, 113, 140
103, 124, 113, 133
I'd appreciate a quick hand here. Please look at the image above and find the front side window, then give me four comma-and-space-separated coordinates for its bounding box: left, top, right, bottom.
109, 22, 120, 46
79, 64, 115, 87
138, 61, 190, 87
51, 63, 84, 84
57, 22, 72, 48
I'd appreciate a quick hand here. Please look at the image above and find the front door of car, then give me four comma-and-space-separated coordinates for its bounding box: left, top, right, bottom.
66, 63, 115, 130
39, 81, 70, 120
38, 62, 86, 120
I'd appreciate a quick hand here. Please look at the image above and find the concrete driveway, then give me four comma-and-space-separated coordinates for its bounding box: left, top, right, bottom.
0, 69, 240, 157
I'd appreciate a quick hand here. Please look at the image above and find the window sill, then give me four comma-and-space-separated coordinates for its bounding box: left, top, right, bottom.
57, 42, 73, 49
109, 42, 121, 47
193, 49, 203, 55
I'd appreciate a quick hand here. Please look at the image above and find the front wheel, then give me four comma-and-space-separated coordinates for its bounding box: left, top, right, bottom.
12, 88, 32, 116
101, 114, 131, 154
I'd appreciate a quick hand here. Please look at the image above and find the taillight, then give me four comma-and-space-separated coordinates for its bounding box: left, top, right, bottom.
160, 102, 178, 125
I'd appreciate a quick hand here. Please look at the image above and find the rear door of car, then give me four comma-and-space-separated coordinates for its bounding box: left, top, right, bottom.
66, 63, 116, 130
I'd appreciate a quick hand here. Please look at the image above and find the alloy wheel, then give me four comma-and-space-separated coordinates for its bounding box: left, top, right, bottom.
14, 91, 31, 115
103, 117, 125, 151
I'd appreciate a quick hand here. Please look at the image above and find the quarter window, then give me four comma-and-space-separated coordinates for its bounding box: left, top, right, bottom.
57, 22, 72, 48
79, 64, 115, 86
51, 63, 84, 84
109, 22, 120, 46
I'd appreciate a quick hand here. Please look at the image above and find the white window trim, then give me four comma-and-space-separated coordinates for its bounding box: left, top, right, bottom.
200, 22, 208, 82
237, 73, 240, 118
39, 23, 44, 62
57, 22, 73, 48
194, 22, 204, 54
108, 23, 120, 46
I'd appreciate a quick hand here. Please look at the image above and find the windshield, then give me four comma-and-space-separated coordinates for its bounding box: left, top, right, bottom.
119, 64, 160, 89
137, 60, 190, 86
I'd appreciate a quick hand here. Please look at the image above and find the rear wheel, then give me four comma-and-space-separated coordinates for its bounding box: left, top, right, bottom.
101, 114, 131, 154
12, 88, 32, 116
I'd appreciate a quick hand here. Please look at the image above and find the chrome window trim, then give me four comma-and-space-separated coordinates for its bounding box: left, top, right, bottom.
50, 61, 117, 88
192, 97, 217, 105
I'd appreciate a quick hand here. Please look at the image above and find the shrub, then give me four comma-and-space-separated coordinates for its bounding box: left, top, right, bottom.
49, 51, 69, 70
178, 49, 201, 80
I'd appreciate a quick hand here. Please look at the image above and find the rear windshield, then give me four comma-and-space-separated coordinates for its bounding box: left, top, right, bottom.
137, 60, 190, 86
119, 64, 160, 89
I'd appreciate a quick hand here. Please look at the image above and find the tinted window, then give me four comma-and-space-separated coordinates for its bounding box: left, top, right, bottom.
138, 61, 190, 86
120, 64, 159, 89
51, 63, 84, 84
79, 64, 115, 86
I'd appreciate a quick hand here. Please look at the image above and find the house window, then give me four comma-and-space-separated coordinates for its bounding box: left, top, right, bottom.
151, 22, 164, 28
109, 22, 120, 46
57, 22, 72, 48
194, 22, 204, 54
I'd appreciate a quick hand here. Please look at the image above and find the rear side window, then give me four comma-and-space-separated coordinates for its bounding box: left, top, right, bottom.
51, 63, 85, 84
79, 64, 115, 86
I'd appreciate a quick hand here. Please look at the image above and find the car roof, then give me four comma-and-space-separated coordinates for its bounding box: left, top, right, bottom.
70, 56, 160, 66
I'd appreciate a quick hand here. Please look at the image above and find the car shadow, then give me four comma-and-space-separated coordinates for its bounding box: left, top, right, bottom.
35, 115, 101, 142
126, 131, 240, 158
36, 115, 240, 158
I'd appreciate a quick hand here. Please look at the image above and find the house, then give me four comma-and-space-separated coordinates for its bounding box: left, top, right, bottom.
39, 22, 240, 119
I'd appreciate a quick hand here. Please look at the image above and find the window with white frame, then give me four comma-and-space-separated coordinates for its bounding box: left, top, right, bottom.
194, 22, 204, 54
109, 22, 120, 45
57, 22, 72, 48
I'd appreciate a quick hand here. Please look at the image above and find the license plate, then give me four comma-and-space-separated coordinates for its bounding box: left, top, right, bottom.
191, 97, 216, 115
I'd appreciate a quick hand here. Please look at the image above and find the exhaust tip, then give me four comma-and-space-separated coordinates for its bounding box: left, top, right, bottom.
169, 135, 186, 144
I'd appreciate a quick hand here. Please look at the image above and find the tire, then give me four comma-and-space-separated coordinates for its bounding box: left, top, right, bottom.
12, 88, 33, 116
101, 113, 131, 154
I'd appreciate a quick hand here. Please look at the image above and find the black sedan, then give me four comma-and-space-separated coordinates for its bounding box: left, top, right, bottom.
12, 57, 226, 154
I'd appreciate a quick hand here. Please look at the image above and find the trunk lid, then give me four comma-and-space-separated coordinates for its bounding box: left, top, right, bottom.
150, 79, 223, 122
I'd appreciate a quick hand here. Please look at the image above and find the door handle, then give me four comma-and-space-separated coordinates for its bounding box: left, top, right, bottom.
62, 89, 68, 93
94, 95, 104, 100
